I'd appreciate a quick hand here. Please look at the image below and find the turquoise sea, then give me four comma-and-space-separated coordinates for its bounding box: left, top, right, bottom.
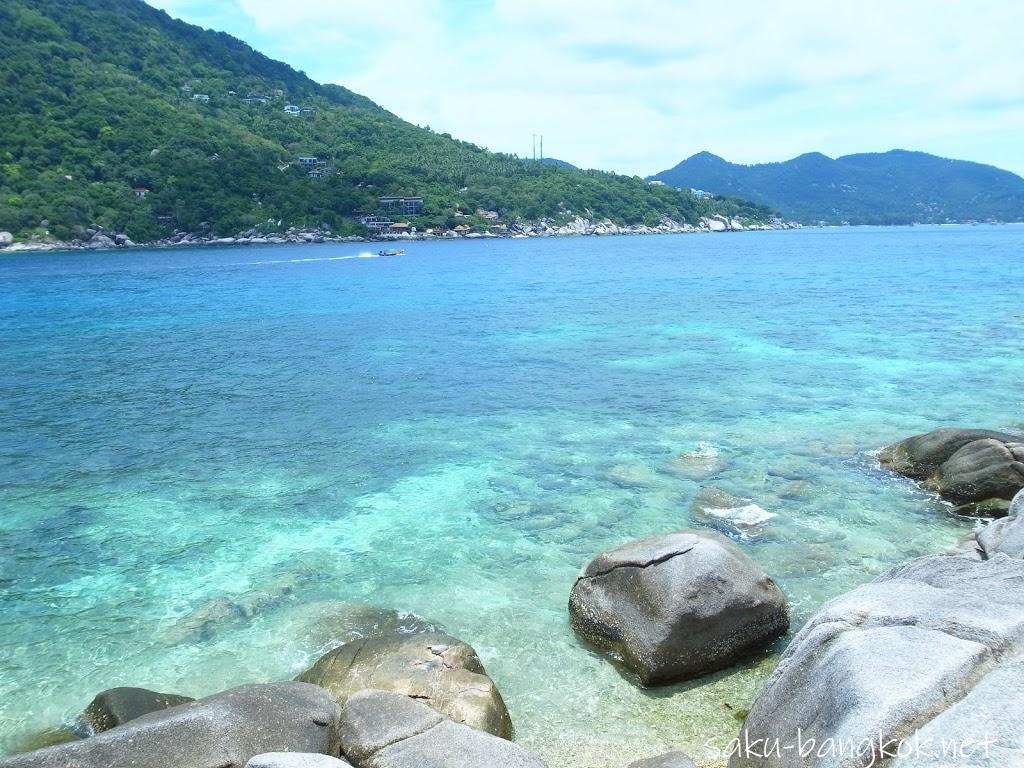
1, 226, 1022, 766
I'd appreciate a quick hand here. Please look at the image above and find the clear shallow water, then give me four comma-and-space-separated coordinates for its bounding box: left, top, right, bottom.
1, 227, 1022, 766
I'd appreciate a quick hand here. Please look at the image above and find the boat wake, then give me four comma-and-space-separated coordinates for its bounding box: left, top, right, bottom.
231, 251, 380, 266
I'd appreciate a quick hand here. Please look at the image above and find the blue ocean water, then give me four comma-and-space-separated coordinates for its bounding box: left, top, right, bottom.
0, 227, 1022, 765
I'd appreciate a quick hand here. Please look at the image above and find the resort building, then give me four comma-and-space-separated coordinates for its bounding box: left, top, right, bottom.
298, 157, 320, 167
192, 94, 210, 103
284, 105, 301, 115
132, 187, 150, 198
359, 215, 393, 230
379, 196, 424, 216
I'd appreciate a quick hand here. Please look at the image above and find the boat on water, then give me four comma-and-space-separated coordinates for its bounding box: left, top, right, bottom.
378, 248, 405, 257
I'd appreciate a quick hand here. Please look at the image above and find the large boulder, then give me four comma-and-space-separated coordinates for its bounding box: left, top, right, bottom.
879, 427, 1019, 479
923, 438, 1024, 505
0, 683, 341, 768
0, 231, 13, 248
568, 530, 789, 686
338, 689, 544, 768
977, 489, 1024, 559
729, 554, 1024, 767
246, 754, 350, 768
295, 632, 511, 738
80, 686, 194, 734
628, 752, 697, 768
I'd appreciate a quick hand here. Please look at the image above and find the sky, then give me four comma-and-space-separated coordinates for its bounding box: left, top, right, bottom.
147, 0, 1024, 177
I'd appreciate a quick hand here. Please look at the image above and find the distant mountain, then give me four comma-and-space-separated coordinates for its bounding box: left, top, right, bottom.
649, 150, 1024, 224
0, 0, 770, 243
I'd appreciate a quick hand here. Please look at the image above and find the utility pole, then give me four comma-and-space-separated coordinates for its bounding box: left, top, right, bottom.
532, 134, 536, 161
540, 135, 544, 162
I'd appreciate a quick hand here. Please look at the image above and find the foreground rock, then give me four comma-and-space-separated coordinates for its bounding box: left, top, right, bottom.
79, 686, 194, 734
569, 530, 789, 685
880, 427, 1024, 512
628, 751, 697, 768
296, 631, 512, 738
339, 690, 544, 768
0, 231, 13, 248
246, 754, 350, 768
976, 488, 1024, 559
730, 554, 1024, 767
0, 683, 341, 768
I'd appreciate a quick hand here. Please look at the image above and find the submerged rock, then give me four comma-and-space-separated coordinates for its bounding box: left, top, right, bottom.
667, 443, 726, 479
690, 486, 776, 538
627, 752, 697, 768
164, 596, 249, 645
80, 686, 194, 734
295, 631, 512, 738
569, 530, 789, 686
730, 554, 1024, 767
881, 427, 1024, 511
338, 689, 544, 768
0, 683, 341, 768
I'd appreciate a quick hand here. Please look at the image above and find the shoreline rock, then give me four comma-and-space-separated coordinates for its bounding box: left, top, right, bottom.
0, 683, 342, 768
295, 631, 512, 739
338, 689, 544, 768
569, 530, 789, 686
729, 553, 1024, 768
79, 687, 194, 735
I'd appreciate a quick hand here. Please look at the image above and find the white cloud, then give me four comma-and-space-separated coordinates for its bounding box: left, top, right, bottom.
148, 0, 1024, 175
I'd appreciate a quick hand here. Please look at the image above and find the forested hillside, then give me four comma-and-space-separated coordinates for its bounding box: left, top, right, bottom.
0, 0, 770, 242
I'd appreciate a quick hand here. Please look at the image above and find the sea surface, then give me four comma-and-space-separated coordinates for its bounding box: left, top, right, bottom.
1, 227, 1022, 766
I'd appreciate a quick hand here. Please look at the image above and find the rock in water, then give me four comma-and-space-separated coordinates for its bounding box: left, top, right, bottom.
881, 428, 1024, 511
627, 751, 697, 768
0, 683, 341, 768
729, 554, 1024, 767
338, 689, 544, 768
690, 486, 776, 538
879, 427, 1019, 479
80, 686, 194, 734
295, 631, 512, 738
568, 530, 789, 686
924, 438, 1024, 505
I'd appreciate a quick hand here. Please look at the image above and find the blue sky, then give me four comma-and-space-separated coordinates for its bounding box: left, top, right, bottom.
148, 0, 1024, 177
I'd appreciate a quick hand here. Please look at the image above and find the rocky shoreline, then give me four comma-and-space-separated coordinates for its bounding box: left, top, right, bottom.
2, 426, 1021, 768
0, 216, 801, 255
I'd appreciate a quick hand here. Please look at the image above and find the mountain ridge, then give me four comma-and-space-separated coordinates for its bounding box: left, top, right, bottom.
649, 149, 1024, 224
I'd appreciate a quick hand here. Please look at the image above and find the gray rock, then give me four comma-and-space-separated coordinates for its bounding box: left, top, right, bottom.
246, 754, 350, 768
879, 428, 1019, 479
977, 489, 1024, 559
569, 530, 789, 686
164, 596, 249, 645
295, 632, 511, 738
87, 233, 116, 249
729, 554, 1024, 767
338, 690, 544, 768
113, 233, 129, 246
628, 751, 697, 768
0, 683, 341, 768
0, 231, 13, 248
80, 686, 194, 734
924, 438, 1024, 505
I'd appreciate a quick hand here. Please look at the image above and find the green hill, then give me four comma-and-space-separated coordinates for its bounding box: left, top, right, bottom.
649, 150, 1024, 225
0, 0, 770, 243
